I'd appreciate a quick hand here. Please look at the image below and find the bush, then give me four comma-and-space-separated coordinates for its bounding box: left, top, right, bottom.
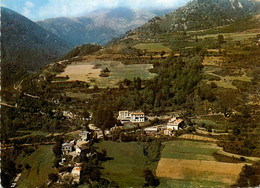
48, 173, 58, 183
143, 169, 159, 187
25, 163, 31, 170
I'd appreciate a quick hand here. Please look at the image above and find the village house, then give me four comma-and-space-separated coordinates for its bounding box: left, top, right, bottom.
164, 117, 184, 136
71, 166, 81, 183
118, 111, 145, 123
144, 127, 158, 133
59, 158, 67, 166
76, 146, 81, 155
79, 130, 90, 141
70, 140, 76, 146
164, 129, 175, 137
118, 111, 131, 123
167, 117, 184, 131
131, 112, 145, 123
62, 142, 73, 154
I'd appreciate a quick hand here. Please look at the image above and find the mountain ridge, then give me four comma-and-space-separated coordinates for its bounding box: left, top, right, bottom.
1, 7, 73, 86
36, 8, 174, 46
128, 0, 260, 36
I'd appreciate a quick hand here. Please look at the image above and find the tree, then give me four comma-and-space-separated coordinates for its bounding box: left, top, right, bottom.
1, 156, 17, 188
143, 169, 159, 187
217, 90, 238, 118
53, 137, 63, 157
92, 105, 117, 132
80, 159, 101, 183
123, 79, 132, 86
134, 77, 142, 90
48, 173, 58, 183
25, 163, 31, 170
218, 34, 224, 44
93, 85, 99, 92
234, 163, 260, 187
160, 51, 166, 58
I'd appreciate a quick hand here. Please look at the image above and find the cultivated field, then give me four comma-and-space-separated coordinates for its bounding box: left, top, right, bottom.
179, 134, 217, 142
56, 61, 156, 88
134, 43, 171, 52
200, 32, 257, 41
157, 140, 246, 187
161, 140, 218, 161
157, 158, 244, 185
16, 145, 56, 188
96, 141, 158, 187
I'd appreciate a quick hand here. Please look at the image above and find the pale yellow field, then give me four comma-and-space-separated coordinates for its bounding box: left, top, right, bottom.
58, 64, 101, 81
179, 134, 217, 142
156, 158, 244, 185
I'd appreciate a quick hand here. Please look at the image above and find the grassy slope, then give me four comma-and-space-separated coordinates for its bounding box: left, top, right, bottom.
16, 145, 56, 188
96, 141, 158, 187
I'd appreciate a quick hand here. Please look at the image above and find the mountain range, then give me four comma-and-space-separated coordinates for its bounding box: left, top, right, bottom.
36, 8, 174, 46
129, 0, 260, 35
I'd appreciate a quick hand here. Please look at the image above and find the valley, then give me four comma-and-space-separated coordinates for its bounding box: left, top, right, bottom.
1, 0, 260, 187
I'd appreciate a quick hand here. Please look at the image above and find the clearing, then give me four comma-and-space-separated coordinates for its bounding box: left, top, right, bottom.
56, 61, 156, 88
204, 66, 252, 89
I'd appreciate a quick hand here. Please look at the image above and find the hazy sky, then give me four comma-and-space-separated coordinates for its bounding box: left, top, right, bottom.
1, 0, 190, 21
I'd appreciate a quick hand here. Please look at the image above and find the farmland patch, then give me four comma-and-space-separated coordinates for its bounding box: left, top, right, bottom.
56, 61, 156, 88
156, 158, 244, 185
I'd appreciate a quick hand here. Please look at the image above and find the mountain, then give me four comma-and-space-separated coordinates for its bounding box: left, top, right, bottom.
37, 8, 174, 46
129, 0, 260, 35
1, 7, 73, 86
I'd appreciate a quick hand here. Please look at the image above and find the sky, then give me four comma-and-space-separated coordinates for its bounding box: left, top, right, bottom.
1, 0, 190, 21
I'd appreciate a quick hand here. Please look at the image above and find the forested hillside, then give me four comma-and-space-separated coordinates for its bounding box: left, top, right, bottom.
1, 7, 72, 87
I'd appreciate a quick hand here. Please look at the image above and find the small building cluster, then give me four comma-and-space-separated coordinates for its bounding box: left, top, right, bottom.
61, 131, 91, 158
58, 131, 92, 184
118, 111, 145, 123
164, 117, 184, 136
144, 116, 184, 137
71, 163, 82, 183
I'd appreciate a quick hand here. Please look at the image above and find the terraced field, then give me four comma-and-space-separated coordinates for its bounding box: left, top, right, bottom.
134, 43, 171, 52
